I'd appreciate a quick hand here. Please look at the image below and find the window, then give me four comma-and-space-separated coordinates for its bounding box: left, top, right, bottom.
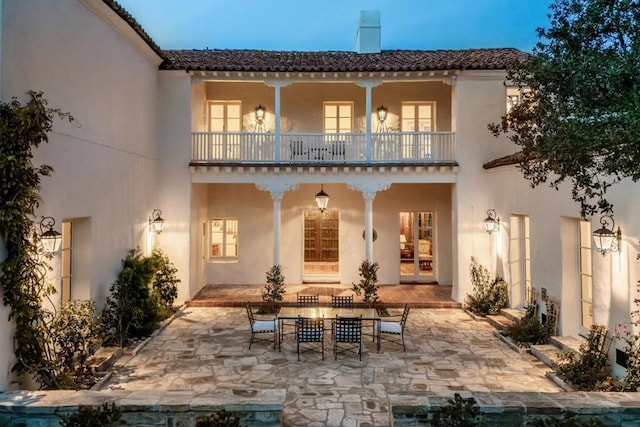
210, 218, 238, 259
60, 220, 72, 303
506, 87, 521, 114
579, 220, 593, 330
323, 103, 352, 134
509, 215, 531, 308
208, 101, 241, 132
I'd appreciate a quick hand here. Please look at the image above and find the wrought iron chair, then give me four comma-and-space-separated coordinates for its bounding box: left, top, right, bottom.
333, 316, 362, 360
377, 304, 410, 352
289, 140, 307, 160
330, 140, 346, 160
331, 295, 354, 308
296, 317, 324, 360
297, 293, 319, 307
245, 304, 278, 350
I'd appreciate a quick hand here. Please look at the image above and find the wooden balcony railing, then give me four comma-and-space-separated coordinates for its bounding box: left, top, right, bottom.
190, 132, 456, 165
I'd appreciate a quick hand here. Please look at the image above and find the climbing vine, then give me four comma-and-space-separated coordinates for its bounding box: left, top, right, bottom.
0, 91, 73, 388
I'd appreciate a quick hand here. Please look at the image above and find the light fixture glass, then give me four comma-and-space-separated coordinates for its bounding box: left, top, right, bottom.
39, 216, 62, 254
377, 105, 388, 122
483, 209, 500, 234
254, 104, 266, 123
315, 185, 329, 213
592, 215, 621, 256
149, 209, 165, 234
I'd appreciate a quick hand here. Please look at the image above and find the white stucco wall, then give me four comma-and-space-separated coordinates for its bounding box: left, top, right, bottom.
1, 0, 161, 389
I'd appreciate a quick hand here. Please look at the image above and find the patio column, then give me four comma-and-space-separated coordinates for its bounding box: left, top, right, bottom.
256, 182, 299, 267
363, 190, 376, 261
265, 80, 291, 163
349, 182, 391, 262
272, 191, 284, 266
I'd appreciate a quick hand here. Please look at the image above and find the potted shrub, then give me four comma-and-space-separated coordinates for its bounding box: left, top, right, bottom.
259, 264, 285, 314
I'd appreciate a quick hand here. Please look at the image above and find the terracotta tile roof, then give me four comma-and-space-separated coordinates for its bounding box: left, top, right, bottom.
102, 0, 165, 60
482, 152, 525, 169
160, 48, 528, 73
102, 1, 527, 73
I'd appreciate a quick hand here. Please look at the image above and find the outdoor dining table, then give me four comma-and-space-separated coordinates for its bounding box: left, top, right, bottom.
277, 306, 381, 346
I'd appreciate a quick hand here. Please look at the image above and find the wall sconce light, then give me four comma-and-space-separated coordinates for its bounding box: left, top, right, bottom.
254, 104, 266, 123
39, 216, 62, 254
483, 209, 500, 234
592, 215, 621, 256
376, 105, 388, 123
149, 209, 165, 234
315, 185, 329, 213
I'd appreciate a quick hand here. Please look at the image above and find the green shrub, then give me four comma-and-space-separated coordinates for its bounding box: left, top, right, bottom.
504, 306, 550, 347
431, 393, 480, 427
262, 264, 286, 303
59, 403, 123, 426
101, 248, 172, 346
555, 325, 620, 391
196, 409, 241, 427
51, 300, 101, 372
465, 257, 508, 316
351, 260, 380, 308
151, 248, 180, 308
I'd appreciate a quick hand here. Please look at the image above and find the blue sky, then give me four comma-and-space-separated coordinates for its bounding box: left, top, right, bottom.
117, 0, 552, 52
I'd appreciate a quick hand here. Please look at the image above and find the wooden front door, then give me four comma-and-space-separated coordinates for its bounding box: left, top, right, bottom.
304, 210, 339, 264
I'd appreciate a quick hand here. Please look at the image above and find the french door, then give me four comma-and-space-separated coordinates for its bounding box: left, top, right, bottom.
399, 211, 434, 279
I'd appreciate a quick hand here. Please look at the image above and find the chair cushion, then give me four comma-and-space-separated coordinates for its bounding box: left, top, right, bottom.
379, 321, 402, 334
253, 320, 276, 332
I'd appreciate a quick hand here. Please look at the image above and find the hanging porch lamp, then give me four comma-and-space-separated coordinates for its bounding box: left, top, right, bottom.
592, 215, 621, 256
315, 185, 329, 213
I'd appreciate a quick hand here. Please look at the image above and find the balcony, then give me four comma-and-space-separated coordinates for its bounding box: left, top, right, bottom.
190, 132, 456, 166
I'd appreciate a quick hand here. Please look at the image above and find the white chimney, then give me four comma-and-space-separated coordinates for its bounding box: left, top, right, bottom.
355, 10, 381, 54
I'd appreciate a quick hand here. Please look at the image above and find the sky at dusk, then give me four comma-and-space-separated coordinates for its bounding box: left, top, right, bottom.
116, 0, 552, 53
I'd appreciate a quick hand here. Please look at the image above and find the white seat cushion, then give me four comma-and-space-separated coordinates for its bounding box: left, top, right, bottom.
253, 320, 276, 333
379, 321, 402, 334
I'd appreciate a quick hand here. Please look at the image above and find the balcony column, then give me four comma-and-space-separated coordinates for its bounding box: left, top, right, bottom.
265, 80, 291, 163
355, 80, 382, 163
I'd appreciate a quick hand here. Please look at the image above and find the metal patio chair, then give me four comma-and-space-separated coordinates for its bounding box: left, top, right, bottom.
377, 304, 410, 352
331, 295, 354, 308
297, 293, 319, 307
296, 317, 324, 361
333, 316, 362, 360
246, 304, 278, 350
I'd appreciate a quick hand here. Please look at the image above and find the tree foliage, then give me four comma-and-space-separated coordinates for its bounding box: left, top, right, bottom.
489, 0, 640, 216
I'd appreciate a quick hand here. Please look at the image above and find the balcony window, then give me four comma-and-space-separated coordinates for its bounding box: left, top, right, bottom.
324, 102, 352, 134
208, 101, 241, 132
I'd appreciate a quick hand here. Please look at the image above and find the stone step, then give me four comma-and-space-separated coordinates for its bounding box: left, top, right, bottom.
530, 344, 563, 368
549, 335, 585, 353
486, 314, 512, 331
500, 308, 526, 323
85, 346, 123, 373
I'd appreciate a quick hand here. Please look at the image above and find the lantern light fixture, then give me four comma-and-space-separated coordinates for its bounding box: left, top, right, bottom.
254, 104, 266, 123
376, 105, 388, 123
483, 209, 500, 234
592, 215, 622, 256
149, 209, 165, 234
315, 185, 329, 213
39, 216, 62, 255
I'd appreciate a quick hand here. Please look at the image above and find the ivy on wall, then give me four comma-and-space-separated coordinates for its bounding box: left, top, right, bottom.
0, 91, 74, 388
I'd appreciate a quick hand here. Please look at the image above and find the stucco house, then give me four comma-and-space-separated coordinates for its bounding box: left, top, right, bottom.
1, 0, 638, 390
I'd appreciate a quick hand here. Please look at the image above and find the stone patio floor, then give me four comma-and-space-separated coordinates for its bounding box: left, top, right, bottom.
101, 285, 561, 426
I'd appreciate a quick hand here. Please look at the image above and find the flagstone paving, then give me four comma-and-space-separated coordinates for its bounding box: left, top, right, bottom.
101, 307, 561, 426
